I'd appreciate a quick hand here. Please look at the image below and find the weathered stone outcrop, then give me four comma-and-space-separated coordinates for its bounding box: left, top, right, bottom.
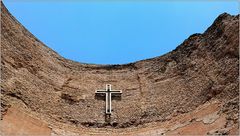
1, 1, 239, 135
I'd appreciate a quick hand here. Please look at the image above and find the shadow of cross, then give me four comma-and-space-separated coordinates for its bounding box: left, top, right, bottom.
95, 84, 122, 115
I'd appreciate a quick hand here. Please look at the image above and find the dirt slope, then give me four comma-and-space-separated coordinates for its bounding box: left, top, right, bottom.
1, 2, 239, 135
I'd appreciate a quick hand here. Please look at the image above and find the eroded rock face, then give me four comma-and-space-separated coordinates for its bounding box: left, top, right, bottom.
0, 1, 239, 135
0, 106, 52, 136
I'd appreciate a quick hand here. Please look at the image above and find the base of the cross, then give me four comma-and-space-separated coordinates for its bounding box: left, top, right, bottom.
105, 114, 111, 123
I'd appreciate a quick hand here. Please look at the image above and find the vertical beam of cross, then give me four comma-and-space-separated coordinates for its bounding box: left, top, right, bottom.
95, 84, 122, 115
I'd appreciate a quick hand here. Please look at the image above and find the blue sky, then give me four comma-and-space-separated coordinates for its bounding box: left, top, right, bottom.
3, 0, 239, 64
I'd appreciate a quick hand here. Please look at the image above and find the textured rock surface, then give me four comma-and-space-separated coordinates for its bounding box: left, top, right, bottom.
1, 2, 239, 135
0, 106, 51, 136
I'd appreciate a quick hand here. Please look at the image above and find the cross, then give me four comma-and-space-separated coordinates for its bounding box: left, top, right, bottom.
95, 84, 122, 115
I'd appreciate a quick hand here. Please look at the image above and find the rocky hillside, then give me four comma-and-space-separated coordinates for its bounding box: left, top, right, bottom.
1, 2, 239, 135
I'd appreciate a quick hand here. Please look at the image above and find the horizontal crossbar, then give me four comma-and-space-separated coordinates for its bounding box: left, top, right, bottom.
95, 90, 122, 93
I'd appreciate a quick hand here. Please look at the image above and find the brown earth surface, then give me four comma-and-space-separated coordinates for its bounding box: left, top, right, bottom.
0, 2, 239, 135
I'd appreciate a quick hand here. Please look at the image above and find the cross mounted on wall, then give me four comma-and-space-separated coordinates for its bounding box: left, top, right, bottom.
95, 84, 122, 115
